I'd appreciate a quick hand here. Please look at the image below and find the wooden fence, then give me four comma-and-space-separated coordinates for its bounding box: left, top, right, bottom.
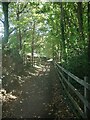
55, 62, 90, 119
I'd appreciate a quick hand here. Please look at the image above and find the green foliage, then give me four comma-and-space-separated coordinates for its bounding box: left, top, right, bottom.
2, 2, 89, 78
62, 51, 88, 79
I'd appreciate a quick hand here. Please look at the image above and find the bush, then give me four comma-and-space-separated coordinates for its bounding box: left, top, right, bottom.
62, 51, 88, 79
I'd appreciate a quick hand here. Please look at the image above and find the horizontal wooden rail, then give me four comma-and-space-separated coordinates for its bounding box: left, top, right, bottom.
57, 67, 90, 110
55, 62, 90, 119
56, 71, 87, 119
56, 63, 90, 90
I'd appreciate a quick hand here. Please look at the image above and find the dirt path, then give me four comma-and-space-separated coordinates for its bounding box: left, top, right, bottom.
2, 63, 75, 119
3, 63, 54, 118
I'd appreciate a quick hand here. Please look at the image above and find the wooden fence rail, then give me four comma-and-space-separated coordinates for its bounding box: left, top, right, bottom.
55, 62, 90, 119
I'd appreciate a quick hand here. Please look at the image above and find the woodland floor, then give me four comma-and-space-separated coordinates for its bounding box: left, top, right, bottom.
2, 61, 76, 119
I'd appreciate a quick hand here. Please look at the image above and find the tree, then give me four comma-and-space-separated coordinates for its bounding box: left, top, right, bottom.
2, 2, 9, 44
60, 3, 66, 62
88, 2, 90, 82
87, 2, 90, 119
31, 21, 35, 66
77, 2, 84, 43
16, 3, 28, 50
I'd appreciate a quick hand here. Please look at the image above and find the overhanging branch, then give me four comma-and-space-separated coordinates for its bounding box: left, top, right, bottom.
0, 19, 4, 24
9, 27, 17, 35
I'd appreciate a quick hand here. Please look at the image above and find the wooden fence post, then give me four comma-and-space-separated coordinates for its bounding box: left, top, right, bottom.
84, 76, 87, 116
68, 75, 70, 92
84, 76, 90, 120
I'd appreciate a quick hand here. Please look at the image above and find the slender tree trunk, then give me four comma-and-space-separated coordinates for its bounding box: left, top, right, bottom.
77, 3, 83, 36
2, 2, 9, 44
88, 2, 90, 81
17, 4, 22, 50
60, 3, 66, 61
87, 2, 90, 120
31, 21, 35, 66
19, 28, 22, 50
77, 2, 85, 46
52, 40, 55, 60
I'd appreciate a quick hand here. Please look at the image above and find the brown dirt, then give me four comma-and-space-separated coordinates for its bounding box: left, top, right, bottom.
2, 63, 76, 119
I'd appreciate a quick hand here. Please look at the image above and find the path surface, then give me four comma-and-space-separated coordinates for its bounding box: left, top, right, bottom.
2, 63, 75, 119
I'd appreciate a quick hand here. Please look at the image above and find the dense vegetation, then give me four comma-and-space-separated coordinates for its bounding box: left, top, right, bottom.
1, 2, 90, 80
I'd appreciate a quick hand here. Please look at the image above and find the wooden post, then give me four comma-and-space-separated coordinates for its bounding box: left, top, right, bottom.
84, 76, 87, 116
68, 75, 70, 92
84, 76, 90, 120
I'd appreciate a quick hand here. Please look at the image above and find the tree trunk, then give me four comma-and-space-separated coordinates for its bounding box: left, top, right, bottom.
77, 2, 85, 46
31, 21, 35, 66
17, 4, 22, 50
87, 2, 90, 120
2, 2, 9, 44
88, 2, 90, 81
60, 3, 66, 62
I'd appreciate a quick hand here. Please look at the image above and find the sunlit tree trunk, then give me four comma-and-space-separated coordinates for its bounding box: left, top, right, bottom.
60, 3, 66, 62
16, 3, 28, 50
31, 21, 35, 66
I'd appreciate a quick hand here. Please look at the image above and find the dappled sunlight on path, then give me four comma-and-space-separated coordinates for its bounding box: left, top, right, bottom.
2, 62, 75, 119
2, 63, 54, 118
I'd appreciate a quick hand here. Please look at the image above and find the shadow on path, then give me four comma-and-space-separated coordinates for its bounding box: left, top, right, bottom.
2, 62, 75, 119
3, 63, 54, 118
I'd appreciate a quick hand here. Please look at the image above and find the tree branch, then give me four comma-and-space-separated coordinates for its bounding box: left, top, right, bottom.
0, 19, 4, 24
9, 27, 16, 35
18, 3, 28, 15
